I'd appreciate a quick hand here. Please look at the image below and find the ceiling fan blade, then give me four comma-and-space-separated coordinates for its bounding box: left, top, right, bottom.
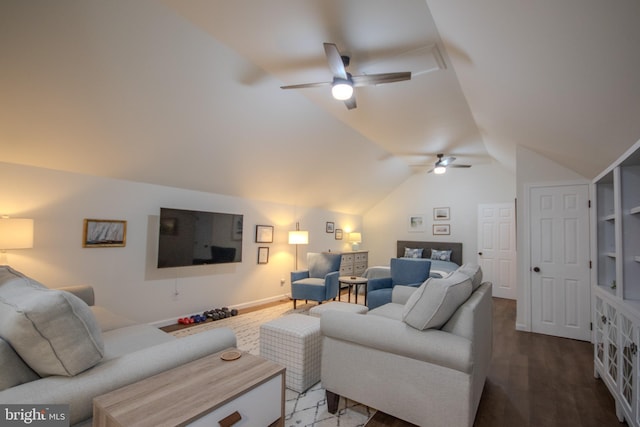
448, 164, 471, 168
280, 81, 331, 90
344, 96, 357, 110
324, 43, 348, 80
352, 72, 411, 87
438, 156, 456, 167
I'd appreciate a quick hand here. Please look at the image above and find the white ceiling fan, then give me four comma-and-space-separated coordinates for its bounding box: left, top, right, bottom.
427, 154, 471, 174
280, 43, 411, 110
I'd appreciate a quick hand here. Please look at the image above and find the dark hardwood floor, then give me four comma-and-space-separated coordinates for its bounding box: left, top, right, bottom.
367, 297, 625, 427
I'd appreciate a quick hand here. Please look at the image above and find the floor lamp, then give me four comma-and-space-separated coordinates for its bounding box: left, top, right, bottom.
288, 222, 308, 270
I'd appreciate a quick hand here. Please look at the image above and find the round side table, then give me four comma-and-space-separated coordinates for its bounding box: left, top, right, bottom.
338, 276, 368, 305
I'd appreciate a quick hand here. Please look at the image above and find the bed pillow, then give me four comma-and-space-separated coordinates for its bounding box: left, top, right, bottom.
404, 247, 424, 258
431, 249, 452, 262
402, 271, 472, 330
0, 268, 104, 377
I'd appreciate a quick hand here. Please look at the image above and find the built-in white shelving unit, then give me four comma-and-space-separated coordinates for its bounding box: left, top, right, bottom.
592, 138, 640, 426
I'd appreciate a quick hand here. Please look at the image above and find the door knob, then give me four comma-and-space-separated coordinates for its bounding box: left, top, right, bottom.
478, 252, 483, 256
533, 267, 540, 273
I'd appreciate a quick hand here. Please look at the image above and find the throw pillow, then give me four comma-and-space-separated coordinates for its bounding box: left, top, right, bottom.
0, 337, 39, 391
0, 268, 104, 377
457, 263, 483, 291
402, 272, 472, 330
431, 249, 452, 262
403, 247, 424, 258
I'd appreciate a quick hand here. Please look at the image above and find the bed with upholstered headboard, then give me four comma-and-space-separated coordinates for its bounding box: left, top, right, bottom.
396, 240, 463, 265
363, 240, 464, 280
396, 240, 463, 278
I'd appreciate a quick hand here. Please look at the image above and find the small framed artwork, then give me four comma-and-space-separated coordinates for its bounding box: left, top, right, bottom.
326, 222, 335, 233
335, 229, 343, 240
433, 224, 451, 235
255, 225, 274, 243
257, 247, 269, 264
408, 215, 426, 232
433, 207, 450, 221
83, 219, 127, 248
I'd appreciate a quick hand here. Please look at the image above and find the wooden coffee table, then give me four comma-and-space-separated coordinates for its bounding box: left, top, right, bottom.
93, 348, 285, 427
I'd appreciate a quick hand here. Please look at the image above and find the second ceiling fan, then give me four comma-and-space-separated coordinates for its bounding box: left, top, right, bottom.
280, 43, 411, 110
428, 154, 471, 174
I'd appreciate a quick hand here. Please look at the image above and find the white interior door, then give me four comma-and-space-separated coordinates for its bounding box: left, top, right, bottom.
530, 184, 591, 341
477, 203, 517, 299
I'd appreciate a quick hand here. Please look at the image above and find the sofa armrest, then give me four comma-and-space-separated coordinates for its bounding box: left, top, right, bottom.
367, 277, 392, 292
391, 285, 418, 304
56, 285, 95, 306
321, 311, 472, 373
291, 270, 310, 283
0, 327, 236, 426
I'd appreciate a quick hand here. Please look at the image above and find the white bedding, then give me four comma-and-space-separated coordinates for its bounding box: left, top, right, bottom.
363, 259, 459, 280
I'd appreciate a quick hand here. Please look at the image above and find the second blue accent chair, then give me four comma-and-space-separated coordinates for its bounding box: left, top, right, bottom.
290, 252, 342, 309
367, 258, 431, 310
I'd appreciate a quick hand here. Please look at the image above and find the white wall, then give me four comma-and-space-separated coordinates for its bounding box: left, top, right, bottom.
363, 162, 516, 266
0, 162, 361, 324
515, 145, 589, 331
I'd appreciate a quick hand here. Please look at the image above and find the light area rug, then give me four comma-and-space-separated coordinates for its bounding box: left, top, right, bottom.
170, 300, 375, 427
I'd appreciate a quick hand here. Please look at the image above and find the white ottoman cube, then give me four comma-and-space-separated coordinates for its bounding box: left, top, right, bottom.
309, 301, 369, 317
259, 314, 321, 393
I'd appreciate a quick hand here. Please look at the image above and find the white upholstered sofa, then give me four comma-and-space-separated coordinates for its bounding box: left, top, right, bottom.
321, 265, 492, 427
0, 266, 236, 427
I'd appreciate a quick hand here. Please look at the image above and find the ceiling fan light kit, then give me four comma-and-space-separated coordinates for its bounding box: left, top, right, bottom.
434, 165, 447, 174
331, 78, 353, 100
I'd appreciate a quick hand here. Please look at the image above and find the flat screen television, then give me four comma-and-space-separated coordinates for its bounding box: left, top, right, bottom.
157, 207, 243, 268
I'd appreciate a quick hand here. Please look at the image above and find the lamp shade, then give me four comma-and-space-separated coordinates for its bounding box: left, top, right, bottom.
348, 232, 362, 243
288, 230, 309, 245
0, 218, 34, 249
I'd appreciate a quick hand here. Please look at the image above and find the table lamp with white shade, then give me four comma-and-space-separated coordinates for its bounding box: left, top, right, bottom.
348, 232, 361, 251
0, 216, 34, 264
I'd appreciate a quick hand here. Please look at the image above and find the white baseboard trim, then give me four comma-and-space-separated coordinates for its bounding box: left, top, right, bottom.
149, 293, 291, 328
515, 322, 530, 332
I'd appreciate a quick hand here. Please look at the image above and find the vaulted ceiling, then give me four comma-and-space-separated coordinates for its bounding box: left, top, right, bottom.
2, 1, 640, 214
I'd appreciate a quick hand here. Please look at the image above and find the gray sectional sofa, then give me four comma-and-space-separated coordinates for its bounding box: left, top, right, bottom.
321, 264, 492, 427
0, 266, 236, 427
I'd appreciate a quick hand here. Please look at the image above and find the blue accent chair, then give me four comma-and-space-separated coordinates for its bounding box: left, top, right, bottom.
367, 258, 431, 310
290, 252, 342, 309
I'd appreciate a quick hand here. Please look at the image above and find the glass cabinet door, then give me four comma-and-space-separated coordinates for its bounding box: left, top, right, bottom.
606, 303, 619, 387
595, 296, 606, 369
619, 312, 636, 418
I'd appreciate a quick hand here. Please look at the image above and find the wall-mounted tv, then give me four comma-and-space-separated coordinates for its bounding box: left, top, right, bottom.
157, 207, 243, 268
